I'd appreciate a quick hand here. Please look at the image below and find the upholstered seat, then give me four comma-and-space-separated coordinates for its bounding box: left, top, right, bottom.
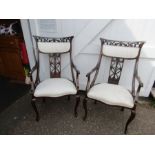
34, 78, 77, 97
87, 83, 134, 108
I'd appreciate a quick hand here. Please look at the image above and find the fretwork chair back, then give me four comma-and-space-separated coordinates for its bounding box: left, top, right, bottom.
83, 38, 145, 134
29, 36, 80, 121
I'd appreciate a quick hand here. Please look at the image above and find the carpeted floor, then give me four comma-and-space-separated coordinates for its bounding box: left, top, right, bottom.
0, 76, 30, 113
0, 93, 155, 135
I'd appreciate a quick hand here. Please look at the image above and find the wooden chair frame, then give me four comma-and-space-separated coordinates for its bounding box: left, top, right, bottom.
82, 38, 145, 134
29, 36, 80, 121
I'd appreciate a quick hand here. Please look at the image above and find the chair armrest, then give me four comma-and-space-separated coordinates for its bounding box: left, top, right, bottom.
72, 61, 80, 75
28, 63, 39, 92
71, 61, 80, 90
134, 74, 143, 102
29, 63, 38, 77
86, 51, 102, 79
85, 51, 102, 92
86, 65, 100, 92
135, 74, 143, 87
86, 65, 99, 78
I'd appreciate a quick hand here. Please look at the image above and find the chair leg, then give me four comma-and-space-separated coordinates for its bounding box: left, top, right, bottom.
67, 95, 70, 101
94, 100, 97, 104
74, 95, 80, 117
31, 97, 40, 121
83, 97, 88, 121
121, 107, 124, 111
124, 106, 136, 134
42, 97, 46, 103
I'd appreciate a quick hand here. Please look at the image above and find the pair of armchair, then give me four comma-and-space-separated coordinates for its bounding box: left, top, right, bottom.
29, 36, 145, 134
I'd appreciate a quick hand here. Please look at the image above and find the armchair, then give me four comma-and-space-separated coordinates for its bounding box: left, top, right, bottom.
29, 36, 80, 121
83, 38, 145, 134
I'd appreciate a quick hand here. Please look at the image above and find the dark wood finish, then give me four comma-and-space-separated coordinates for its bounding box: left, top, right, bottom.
83, 38, 145, 134
31, 96, 40, 121
29, 36, 80, 121
0, 36, 20, 48
94, 100, 97, 104
124, 105, 136, 134
42, 98, 46, 103
49, 53, 61, 78
74, 95, 80, 117
120, 107, 124, 111
67, 95, 70, 101
83, 98, 88, 121
0, 36, 25, 81
108, 57, 124, 84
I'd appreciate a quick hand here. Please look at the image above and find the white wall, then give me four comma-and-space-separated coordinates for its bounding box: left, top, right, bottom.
73, 19, 155, 97
20, 20, 35, 69
21, 19, 155, 97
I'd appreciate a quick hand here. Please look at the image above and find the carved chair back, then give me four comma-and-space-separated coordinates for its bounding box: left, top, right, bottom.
94, 38, 145, 96
33, 36, 77, 87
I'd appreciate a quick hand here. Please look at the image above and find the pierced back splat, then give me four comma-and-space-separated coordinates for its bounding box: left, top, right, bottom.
49, 53, 61, 78
108, 57, 124, 84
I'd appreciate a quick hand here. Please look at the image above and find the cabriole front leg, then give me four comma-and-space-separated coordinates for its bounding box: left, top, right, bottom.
42, 97, 46, 103
31, 97, 40, 121
83, 97, 88, 121
67, 95, 70, 101
94, 100, 97, 104
124, 105, 136, 134
120, 107, 124, 111
74, 95, 80, 117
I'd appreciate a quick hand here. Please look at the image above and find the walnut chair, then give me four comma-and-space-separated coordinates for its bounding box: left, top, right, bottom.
83, 38, 145, 134
29, 36, 80, 121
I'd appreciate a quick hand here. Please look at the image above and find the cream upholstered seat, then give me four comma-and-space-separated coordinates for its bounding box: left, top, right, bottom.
87, 83, 134, 108
34, 78, 77, 97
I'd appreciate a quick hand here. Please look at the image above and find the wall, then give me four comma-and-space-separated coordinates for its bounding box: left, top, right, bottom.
21, 19, 155, 97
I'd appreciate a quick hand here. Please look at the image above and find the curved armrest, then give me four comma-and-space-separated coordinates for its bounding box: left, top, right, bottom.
134, 74, 143, 102
86, 51, 102, 79
85, 52, 102, 92
72, 61, 80, 75
29, 63, 39, 92
86, 65, 99, 78
135, 74, 143, 87
29, 63, 38, 77
71, 61, 80, 90
86, 65, 100, 92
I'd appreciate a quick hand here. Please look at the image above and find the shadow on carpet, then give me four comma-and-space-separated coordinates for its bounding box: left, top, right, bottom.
0, 77, 30, 113
0, 93, 155, 135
